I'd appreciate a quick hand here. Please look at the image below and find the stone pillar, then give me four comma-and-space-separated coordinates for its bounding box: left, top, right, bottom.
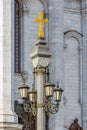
36, 69, 45, 130
0, 0, 22, 129
30, 39, 52, 130
0, 0, 14, 121
82, 1, 87, 130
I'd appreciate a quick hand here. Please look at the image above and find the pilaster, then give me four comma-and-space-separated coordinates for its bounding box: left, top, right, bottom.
0, 0, 20, 129
36, 68, 46, 130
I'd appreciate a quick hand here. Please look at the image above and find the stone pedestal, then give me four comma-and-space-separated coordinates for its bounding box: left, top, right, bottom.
30, 39, 52, 130
0, 123, 22, 130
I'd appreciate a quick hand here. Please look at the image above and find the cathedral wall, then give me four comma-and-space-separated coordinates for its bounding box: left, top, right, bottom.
48, 0, 64, 130
63, 34, 82, 129
9, 0, 87, 130
64, 10, 81, 33
82, 1, 87, 129
63, 0, 82, 129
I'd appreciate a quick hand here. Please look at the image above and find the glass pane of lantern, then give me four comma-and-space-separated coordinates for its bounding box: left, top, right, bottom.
45, 86, 53, 97
53, 89, 63, 102
44, 83, 55, 97
19, 85, 29, 99
28, 90, 37, 102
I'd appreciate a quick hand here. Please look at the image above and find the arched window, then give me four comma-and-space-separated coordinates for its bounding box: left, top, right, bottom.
63, 30, 83, 127
14, 0, 21, 73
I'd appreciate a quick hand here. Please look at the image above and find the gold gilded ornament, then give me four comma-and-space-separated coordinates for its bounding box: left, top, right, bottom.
34, 12, 48, 38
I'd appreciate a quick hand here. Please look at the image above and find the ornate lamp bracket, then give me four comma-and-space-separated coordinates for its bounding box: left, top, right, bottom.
23, 99, 37, 116
44, 98, 59, 114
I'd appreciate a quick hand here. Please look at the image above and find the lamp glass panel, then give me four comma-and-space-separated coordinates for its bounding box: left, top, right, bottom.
45, 86, 53, 97
29, 92, 36, 102
19, 88, 28, 99
54, 91, 62, 101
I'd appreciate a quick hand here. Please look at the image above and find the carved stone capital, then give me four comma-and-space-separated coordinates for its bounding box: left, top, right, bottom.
36, 68, 46, 75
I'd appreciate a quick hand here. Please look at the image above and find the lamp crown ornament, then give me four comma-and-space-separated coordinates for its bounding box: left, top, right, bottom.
46, 68, 50, 82
57, 82, 59, 88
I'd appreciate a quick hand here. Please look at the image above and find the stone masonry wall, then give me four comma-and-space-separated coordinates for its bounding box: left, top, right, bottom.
82, 0, 87, 129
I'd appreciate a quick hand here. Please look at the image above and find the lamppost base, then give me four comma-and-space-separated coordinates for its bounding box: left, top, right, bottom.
0, 123, 22, 130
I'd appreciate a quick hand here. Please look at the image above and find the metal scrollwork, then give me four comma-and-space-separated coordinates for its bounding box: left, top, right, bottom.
44, 98, 59, 114
23, 100, 37, 116
14, 100, 37, 130
14, 100, 30, 130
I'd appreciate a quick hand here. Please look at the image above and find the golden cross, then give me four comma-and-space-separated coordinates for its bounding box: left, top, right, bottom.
34, 12, 48, 38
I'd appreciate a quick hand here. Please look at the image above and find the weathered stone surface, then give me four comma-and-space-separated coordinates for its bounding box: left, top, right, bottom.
0, 0, 87, 130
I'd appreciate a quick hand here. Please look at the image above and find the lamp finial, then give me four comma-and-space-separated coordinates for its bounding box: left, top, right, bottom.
34, 11, 48, 38
57, 82, 59, 88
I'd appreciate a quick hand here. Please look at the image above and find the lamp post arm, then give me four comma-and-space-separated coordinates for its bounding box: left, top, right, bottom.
23, 100, 37, 116
44, 98, 59, 114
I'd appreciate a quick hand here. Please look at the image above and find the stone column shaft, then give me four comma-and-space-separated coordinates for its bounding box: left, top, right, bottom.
36, 69, 45, 130
0, 0, 14, 121
0, 0, 22, 129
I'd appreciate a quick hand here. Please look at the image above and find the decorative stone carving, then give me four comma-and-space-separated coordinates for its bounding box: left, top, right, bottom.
69, 118, 83, 130
64, 118, 83, 130
30, 39, 52, 69
64, 30, 83, 106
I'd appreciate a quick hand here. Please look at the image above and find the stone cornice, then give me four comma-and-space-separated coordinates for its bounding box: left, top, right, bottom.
81, 8, 87, 14
64, 8, 81, 15
64, 8, 87, 15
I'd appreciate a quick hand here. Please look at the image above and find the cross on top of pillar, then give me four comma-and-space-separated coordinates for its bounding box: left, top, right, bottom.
34, 12, 48, 38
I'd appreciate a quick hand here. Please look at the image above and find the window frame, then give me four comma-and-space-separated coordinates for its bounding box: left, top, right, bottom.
14, 0, 21, 73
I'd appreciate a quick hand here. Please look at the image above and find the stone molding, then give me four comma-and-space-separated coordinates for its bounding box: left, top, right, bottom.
38, 0, 49, 13
16, 0, 30, 9
0, 123, 22, 130
82, 2, 87, 10
36, 68, 46, 75
64, 0, 81, 10
64, 8, 81, 14
82, 9, 87, 15
64, 30, 83, 49
64, 30, 83, 106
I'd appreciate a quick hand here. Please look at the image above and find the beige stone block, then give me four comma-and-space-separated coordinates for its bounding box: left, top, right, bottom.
0, 123, 22, 130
